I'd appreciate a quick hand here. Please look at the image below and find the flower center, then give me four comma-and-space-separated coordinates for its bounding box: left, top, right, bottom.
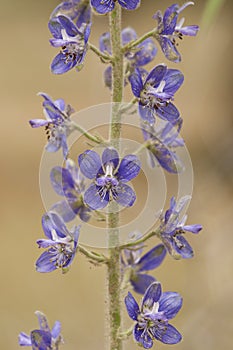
141, 80, 173, 111
50, 243, 73, 268
96, 163, 119, 200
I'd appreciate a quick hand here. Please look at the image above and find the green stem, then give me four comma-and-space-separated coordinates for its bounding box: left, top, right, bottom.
118, 97, 138, 115
107, 3, 124, 350
122, 29, 157, 53
118, 325, 134, 340
120, 228, 161, 250
71, 121, 105, 144
78, 245, 108, 264
89, 43, 112, 62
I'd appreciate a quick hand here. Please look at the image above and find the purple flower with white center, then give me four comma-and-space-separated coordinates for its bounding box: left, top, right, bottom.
18, 311, 63, 349
129, 64, 184, 124
122, 234, 166, 294
36, 212, 80, 273
50, 0, 91, 28
99, 27, 157, 89
50, 158, 91, 223
49, 14, 91, 74
29, 92, 75, 159
78, 147, 141, 210
125, 282, 182, 348
160, 196, 202, 259
141, 119, 184, 173
153, 2, 199, 62
91, 0, 140, 14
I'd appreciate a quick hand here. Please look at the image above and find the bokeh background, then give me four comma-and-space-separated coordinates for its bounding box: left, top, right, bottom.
1, 0, 232, 349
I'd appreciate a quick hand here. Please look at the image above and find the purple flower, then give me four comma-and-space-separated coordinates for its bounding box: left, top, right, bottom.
122, 233, 166, 294
99, 27, 157, 89
49, 14, 91, 74
78, 147, 141, 210
29, 92, 75, 159
91, 0, 140, 14
36, 212, 80, 273
160, 196, 202, 259
129, 64, 184, 124
141, 119, 184, 173
153, 2, 199, 62
18, 311, 63, 349
51, 0, 91, 28
125, 282, 182, 348
50, 158, 91, 223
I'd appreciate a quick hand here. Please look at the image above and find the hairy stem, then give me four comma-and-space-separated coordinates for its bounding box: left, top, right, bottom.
107, 3, 124, 350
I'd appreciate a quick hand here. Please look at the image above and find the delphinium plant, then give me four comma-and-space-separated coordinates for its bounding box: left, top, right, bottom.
18, 1, 202, 349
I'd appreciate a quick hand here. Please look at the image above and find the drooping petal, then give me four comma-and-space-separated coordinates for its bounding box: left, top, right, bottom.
18, 332, 32, 346
152, 323, 182, 344
134, 324, 153, 349
137, 244, 166, 272
159, 292, 183, 319
156, 36, 181, 63
130, 273, 156, 295
45, 138, 61, 154
142, 282, 162, 308
117, 155, 141, 182
162, 234, 194, 259
30, 329, 52, 350
125, 292, 140, 320
156, 102, 180, 123
51, 52, 76, 74
139, 103, 155, 124
150, 144, 183, 173
84, 183, 109, 210
36, 251, 57, 273
115, 183, 136, 207
78, 150, 102, 179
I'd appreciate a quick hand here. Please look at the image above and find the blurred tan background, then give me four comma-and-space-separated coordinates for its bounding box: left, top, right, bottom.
1, 0, 233, 349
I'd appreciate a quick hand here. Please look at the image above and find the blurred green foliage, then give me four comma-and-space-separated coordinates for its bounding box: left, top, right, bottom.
202, 0, 225, 27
